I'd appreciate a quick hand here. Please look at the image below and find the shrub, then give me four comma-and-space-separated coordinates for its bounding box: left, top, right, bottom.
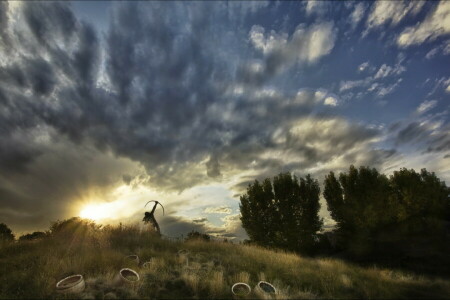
18, 231, 47, 241
185, 230, 211, 242
0, 223, 14, 243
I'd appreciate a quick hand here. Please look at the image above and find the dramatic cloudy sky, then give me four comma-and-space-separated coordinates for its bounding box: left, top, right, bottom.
1, 1, 449, 239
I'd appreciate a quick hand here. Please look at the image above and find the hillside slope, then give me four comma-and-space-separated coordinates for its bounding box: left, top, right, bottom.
1, 223, 450, 299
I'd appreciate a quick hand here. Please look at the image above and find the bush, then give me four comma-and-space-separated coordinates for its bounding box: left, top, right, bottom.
185, 230, 211, 242
0, 223, 14, 243
18, 231, 47, 241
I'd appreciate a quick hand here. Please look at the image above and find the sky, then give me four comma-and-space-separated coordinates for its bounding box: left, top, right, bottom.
0, 1, 449, 240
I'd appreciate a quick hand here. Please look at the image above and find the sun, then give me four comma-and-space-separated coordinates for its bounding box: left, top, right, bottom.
79, 203, 108, 221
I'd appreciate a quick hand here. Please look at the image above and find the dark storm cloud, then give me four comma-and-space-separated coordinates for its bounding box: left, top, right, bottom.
26, 58, 57, 96
0, 1, 10, 51
0, 135, 138, 232
393, 121, 450, 153
23, 2, 76, 47
206, 155, 221, 178
159, 216, 210, 238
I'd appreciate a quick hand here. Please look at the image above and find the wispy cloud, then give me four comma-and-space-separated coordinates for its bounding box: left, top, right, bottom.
397, 1, 450, 47
204, 206, 232, 215
416, 100, 438, 114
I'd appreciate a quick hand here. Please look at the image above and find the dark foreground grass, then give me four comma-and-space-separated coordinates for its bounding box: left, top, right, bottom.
1, 223, 450, 299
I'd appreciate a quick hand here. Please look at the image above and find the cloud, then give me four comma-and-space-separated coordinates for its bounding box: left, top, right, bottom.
391, 118, 449, 155
203, 206, 232, 214
206, 154, 222, 178
427, 77, 450, 96
357, 61, 370, 72
350, 3, 366, 27
158, 215, 211, 238
374, 64, 406, 79
376, 78, 402, 98
416, 100, 438, 114
192, 217, 208, 224
339, 61, 405, 99
397, 1, 450, 47
324, 96, 338, 106
366, 0, 424, 30
304, 1, 328, 17
0, 1, 11, 52
426, 47, 440, 60
246, 22, 336, 82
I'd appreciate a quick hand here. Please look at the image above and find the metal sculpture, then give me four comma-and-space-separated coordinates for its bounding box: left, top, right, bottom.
143, 200, 165, 235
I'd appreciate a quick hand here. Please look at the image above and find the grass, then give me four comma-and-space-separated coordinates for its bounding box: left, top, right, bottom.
1, 222, 450, 299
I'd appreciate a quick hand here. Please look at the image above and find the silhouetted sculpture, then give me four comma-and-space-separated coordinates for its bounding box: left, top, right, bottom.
143, 200, 165, 235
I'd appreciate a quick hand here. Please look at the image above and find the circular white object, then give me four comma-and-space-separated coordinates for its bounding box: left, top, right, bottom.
125, 255, 140, 265
231, 282, 251, 296
255, 281, 276, 294
117, 268, 140, 284
142, 261, 152, 269
177, 249, 189, 255
56, 274, 85, 294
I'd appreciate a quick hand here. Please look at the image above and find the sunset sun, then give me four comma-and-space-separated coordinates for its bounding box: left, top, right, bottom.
79, 204, 108, 221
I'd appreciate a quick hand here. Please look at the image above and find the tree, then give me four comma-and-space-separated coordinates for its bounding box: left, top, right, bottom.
240, 178, 276, 247
323, 166, 450, 257
389, 168, 449, 223
0, 223, 15, 243
323, 165, 392, 255
240, 172, 322, 254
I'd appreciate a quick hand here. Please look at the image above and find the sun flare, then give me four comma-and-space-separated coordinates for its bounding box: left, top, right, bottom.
79, 204, 108, 221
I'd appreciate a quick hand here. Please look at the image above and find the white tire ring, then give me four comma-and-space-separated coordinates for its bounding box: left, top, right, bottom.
56, 274, 85, 294
255, 281, 277, 295
177, 249, 189, 256
125, 255, 140, 265
118, 268, 140, 284
142, 261, 152, 269
231, 282, 251, 296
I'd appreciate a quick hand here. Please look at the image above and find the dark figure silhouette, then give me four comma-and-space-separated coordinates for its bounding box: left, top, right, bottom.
143, 200, 165, 235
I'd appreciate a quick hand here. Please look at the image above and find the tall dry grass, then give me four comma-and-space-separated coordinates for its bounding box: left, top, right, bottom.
1, 220, 450, 299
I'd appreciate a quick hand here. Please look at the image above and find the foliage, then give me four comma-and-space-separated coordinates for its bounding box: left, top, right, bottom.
19, 231, 47, 241
389, 168, 449, 223
240, 172, 322, 254
0, 223, 14, 243
49, 217, 101, 237
323, 165, 450, 256
185, 230, 210, 242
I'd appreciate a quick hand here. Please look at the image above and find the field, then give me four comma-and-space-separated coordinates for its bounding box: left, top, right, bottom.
1, 222, 450, 299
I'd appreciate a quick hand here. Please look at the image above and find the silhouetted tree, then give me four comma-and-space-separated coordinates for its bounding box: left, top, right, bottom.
240, 172, 322, 254
324, 165, 450, 257
19, 231, 47, 241
389, 168, 449, 223
324, 166, 393, 255
240, 178, 276, 247
0, 223, 15, 243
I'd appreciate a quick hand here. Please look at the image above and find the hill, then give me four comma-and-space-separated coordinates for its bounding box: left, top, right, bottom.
1, 220, 450, 299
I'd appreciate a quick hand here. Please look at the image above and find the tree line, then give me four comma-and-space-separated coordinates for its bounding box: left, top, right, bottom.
239, 165, 450, 258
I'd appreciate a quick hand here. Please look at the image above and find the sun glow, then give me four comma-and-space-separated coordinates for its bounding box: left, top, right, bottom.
79, 203, 109, 221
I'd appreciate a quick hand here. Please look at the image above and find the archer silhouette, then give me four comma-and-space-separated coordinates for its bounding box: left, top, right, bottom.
143, 200, 165, 235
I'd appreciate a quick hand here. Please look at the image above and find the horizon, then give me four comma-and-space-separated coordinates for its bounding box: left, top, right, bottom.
1, 1, 449, 239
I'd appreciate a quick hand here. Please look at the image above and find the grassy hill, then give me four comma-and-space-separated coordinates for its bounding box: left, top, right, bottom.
1, 220, 450, 299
